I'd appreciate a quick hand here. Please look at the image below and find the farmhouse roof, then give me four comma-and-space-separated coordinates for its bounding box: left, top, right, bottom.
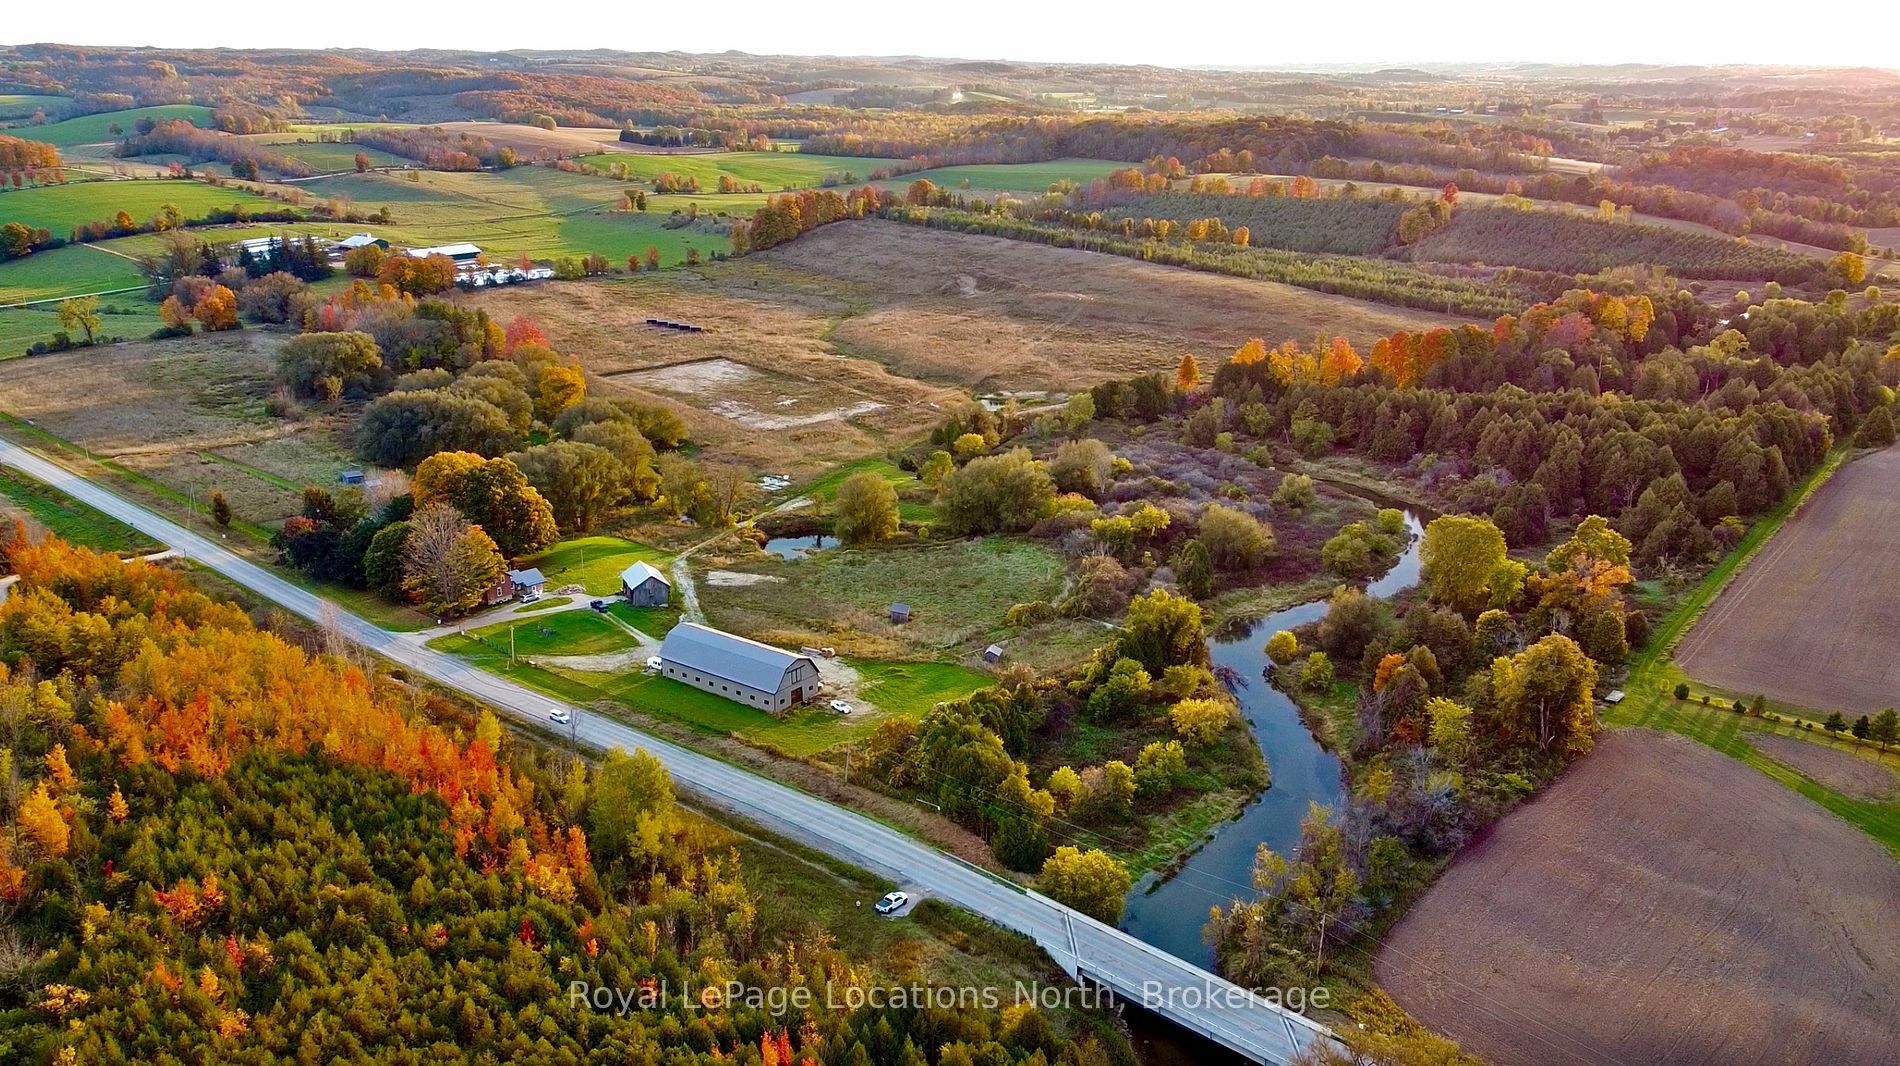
337, 233, 382, 249
661, 623, 812, 692
407, 242, 483, 259
508, 567, 546, 586
620, 561, 669, 589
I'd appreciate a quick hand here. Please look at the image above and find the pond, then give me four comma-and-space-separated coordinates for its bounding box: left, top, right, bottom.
1119, 509, 1425, 968
762, 534, 833, 560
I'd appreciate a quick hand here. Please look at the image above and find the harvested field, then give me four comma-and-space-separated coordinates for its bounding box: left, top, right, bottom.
1750, 733, 1899, 802
762, 220, 1473, 391
1676, 444, 1900, 715
462, 276, 964, 476
1379, 729, 1900, 1066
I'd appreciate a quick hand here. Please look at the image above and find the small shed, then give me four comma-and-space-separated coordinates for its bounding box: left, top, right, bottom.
1602, 689, 1627, 705
508, 567, 547, 597
620, 561, 671, 606
890, 603, 911, 625
338, 469, 366, 485
983, 643, 1005, 665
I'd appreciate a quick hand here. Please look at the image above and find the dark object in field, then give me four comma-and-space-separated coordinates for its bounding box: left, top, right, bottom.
644, 318, 705, 333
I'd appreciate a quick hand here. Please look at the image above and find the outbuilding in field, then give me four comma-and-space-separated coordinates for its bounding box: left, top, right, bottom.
658, 623, 819, 714
890, 603, 911, 624
983, 643, 1005, 664
336, 233, 389, 252
620, 561, 671, 606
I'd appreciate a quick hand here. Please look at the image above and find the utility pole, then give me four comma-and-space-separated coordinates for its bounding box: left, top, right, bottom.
509, 624, 516, 667
1315, 914, 1329, 975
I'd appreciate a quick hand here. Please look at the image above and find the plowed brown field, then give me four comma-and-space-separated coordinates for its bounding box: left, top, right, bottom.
1378, 730, 1900, 1066
1676, 444, 1900, 715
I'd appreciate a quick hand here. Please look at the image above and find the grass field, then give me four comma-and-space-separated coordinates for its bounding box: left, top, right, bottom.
520, 535, 673, 595
0, 245, 147, 305
0, 467, 158, 552
890, 158, 1126, 192
0, 95, 71, 121
851, 659, 991, 714
455, 609, 641, 657
701, 535, 1066, 659
569, 150, 904, 190
18, 105, 215, 148
0, 179, 285, 235
0, 303, 163, 354
797, 456, 936, 522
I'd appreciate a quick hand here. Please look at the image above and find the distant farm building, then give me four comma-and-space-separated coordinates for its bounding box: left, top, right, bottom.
644, 317, 705, 333
507, 568, 547, 597
336, 233, 389, 252
407, 242, 484, 266
983, 643, 1005, 664
620, 561, 671, 606
890, 603, 911, 624
658, 623, 820, 713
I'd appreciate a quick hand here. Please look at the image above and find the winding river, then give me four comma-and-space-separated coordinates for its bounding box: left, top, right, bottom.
1119, 508, 1426, 967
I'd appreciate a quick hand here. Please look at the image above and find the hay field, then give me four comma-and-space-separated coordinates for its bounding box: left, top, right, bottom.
761, 219, 1473, 390
1379, 729, 1900, 1066
1675, 444, 1900, 715
0, 179, 282, 234
0, 332, 352, 527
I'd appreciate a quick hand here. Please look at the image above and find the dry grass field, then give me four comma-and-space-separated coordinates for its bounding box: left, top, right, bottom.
761, 220, 1473, 390
1675, 444, 1900, 715
1378, 729, 1900, 1066
0, 332, 352, 526
463, 276, 965, 476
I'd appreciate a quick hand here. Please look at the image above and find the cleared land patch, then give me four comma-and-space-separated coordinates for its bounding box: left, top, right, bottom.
462, 274, 964, 476
762, 220, 1473, 390
0, 245, 146, 305
888, 158, 1125, 191
1379, 729, 1900, 1066
1750, 733, 1900, 802
1675, 444, 1900, 715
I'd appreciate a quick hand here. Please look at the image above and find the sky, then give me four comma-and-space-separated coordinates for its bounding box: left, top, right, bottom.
7, 1, 1900, 70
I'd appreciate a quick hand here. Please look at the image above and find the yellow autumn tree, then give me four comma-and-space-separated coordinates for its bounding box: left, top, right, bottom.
19, 781, 69, 857
1175, 353, 1201, 391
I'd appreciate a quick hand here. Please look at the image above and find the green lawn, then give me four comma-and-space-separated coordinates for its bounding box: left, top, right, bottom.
20, 105, 215, 148
0, 303, 162, 355
0, 95, 72, 121
445, 608, 642, 658
237, 138, 408, 173
887, 158, 1127, 192
851, 659, 991, 715
607, 600, 679, 639
0, 179, 284, 236
520, 535, 672, 595
0, 468, 159, 553
568, 150, 904, 191
0, 245, 147, 305
512, 595, 574, 613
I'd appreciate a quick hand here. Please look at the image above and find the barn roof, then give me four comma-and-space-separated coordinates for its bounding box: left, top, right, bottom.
620, 561, 669, 589
407, 242, 482, 259
508, 567, 546, 586
661, 623, 811, 692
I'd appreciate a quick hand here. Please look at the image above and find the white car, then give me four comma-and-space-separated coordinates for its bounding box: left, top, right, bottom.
548, 708, 571, 726
520, 592, 540, 604
645, 656, 663, 674
874, 891, 910, 916
829, 699, 852, 715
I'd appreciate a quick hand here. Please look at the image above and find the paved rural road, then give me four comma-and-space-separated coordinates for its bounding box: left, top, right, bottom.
0, 439, 1330, 1065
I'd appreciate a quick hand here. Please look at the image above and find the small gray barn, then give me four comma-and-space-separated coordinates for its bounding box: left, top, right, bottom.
658, 623, 819, 713
620, 561, 671, 606
890, 603, 911, 624
983, 643, 1005, 664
